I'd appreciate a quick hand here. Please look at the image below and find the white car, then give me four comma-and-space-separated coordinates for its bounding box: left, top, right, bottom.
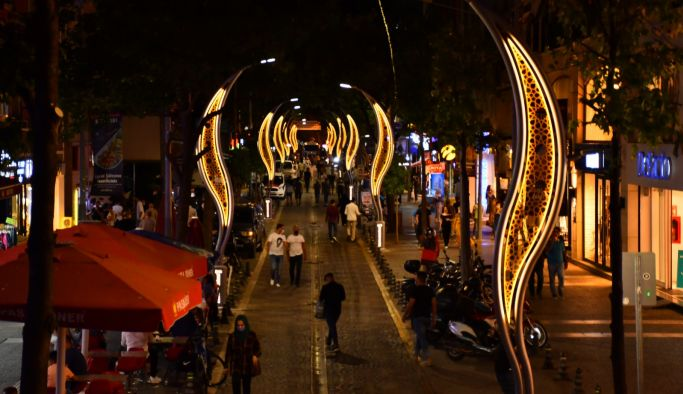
268, 173, 286, 199
276, 160, 297, 179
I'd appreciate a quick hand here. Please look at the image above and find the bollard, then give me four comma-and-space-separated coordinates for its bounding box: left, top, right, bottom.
573, 368, 584, 393
554, 352, 569, 380
593, 384, 601, 393
542, 347, 554, 369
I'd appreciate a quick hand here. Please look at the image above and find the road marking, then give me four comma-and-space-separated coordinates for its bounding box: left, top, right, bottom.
1, 338, 22, 343
553, 332, 683, 338
548, 320, 683, 325
308, 209, 328, 394
233, 206, 283, 313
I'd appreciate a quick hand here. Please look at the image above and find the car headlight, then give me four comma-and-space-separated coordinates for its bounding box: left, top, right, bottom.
240, 230, 254, 237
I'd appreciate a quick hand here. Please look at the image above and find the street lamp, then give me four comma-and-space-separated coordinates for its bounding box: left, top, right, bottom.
340, 83, 394, 223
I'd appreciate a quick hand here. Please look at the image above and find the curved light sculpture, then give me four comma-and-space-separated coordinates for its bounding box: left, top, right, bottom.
289, 124, 299, 153
345, 115, 359, 170
282, 121, 290, 157
273, 115, 286, 163
335, 117, 347, 158
326, 124, 338, 156
367, 99, 393, 222
468, 2, 566, 393
196, 71, 246, 256
257, 112, 276, 181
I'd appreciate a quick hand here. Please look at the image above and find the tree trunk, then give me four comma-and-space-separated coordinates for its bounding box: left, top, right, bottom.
21, 0, 60, 393
458, 137, 472, 278
174, 109, 195, 243
609, 132, 627, 393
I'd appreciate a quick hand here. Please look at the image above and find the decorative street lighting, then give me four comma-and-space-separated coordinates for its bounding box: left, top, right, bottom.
468, 2, 566, 393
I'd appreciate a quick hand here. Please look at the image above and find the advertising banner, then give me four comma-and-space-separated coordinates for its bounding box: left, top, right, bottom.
91, 116, 124, 196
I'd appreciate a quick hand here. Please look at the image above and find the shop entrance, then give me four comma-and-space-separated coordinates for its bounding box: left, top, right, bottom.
583, 173, 611, 269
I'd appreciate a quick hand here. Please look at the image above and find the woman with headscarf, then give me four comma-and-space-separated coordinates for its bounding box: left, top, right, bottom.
225, 315, 261, 394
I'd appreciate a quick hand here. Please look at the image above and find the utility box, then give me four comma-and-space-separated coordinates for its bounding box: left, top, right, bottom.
622, 252, 657, 307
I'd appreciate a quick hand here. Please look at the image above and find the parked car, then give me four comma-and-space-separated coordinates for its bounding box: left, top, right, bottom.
275, 160, 297, 179
233, 203, 266, 258
265, 173, 286, 199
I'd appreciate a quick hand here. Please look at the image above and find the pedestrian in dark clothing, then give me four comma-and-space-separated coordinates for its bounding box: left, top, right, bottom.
294, 179, 303, 206
325, 200, 340, 241
528, 255, 545, 299
202, 273, 219, 326
336, 182, 344, 203
225, 315, 261, 394
546, 227, 566, 299
304, 168, 312, 192
402, 271, 436, 366
322, 180, 331, 204
441, 200, 454, 249
313, 180, 321, 204
319, 273, 346, 351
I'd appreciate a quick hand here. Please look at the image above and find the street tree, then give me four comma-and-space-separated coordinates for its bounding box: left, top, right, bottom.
551, 1, 683, 391
425, 11, 503, 277
0, 1, 62, 392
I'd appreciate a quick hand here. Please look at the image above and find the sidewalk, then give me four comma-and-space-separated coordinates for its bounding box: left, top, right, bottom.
374, 196, 683, 393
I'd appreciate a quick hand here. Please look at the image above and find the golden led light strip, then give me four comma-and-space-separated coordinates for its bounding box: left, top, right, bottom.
469, 2, 566, 393
335, 117, 347, 158
282, 121, 291, 157
345, 115, 359, 170
197, 87, 231, 234
257, 112, 276, 180
328, 124, 338, 156
273, 116, 286, 163
369, 102, 394, 198
289, 124, 299, 152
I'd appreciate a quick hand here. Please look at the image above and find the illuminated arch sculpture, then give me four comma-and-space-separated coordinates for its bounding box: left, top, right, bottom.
468, 2, 567, 393
196, 71, 247, 256
345, 115, 359, 170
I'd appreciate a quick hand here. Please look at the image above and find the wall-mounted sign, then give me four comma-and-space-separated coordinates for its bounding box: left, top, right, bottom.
637, 151, 672, 180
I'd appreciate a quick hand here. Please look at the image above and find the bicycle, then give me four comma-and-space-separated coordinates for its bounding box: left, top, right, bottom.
187, 327, 228, 394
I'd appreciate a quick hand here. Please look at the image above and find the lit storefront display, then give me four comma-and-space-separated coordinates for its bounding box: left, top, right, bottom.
622, 143, 683, 293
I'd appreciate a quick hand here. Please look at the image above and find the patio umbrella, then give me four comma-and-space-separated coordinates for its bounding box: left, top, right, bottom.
0, 244, 203, 394
57, 223, 208, 279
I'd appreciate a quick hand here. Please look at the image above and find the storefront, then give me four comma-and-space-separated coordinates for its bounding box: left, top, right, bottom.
622, 143, 683, 292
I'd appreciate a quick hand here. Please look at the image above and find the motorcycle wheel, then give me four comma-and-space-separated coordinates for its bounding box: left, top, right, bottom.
446, 347, 465, 361
524, 320, 548, 349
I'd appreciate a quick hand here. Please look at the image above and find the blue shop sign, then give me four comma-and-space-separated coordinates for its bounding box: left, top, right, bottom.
636, 151, 672, 180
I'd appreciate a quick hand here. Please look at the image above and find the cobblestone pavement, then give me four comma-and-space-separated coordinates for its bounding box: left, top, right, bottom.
227, 192, 431, 393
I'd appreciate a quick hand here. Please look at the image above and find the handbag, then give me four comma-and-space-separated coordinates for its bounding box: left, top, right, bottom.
251, 355, 261, 377
315, 300, 325, 319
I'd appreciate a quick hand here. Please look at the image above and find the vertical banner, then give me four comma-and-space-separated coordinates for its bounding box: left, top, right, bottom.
91, 116, 124, 196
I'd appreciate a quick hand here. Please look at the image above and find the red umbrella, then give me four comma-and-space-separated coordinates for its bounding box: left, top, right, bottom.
0, 245, 202, 331
57, 223, 208, 279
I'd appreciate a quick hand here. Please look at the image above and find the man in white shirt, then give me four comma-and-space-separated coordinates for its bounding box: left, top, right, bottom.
344, 199, 361, 242
286, 225, 306, 287
266, 223, 287, 287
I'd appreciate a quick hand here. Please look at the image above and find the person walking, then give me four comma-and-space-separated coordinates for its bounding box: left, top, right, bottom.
266, 224, 287, 287
313, 179, 321, 205
286, 225, 305, 287
546, 227, 566, 299
440, 200, 454, 249
420, 228, 440, 271
528, 255, 545, 299
325, 200, 340, 242
319, 272, 346, 351
344, 198, 361, 242
225, 315, 261, 394
294, 178, 303, 207
304, 167, 312, 192
402, 271, 437, 367
322, 179, 331, 204
285, 181, 294, 206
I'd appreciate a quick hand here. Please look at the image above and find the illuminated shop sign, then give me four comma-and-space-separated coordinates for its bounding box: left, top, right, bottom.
636, 151, 671, 180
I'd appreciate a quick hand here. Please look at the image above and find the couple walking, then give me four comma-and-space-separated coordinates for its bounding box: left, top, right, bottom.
325, 198, 361, 242
266, 223, 306, 287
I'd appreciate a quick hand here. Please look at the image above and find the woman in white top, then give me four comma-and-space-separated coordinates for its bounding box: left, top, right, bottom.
286, 225, 306, 287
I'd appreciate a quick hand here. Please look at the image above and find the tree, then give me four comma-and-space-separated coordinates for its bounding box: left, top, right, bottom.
551, 1, 683, 391
0, 0, 62, 392
423, 8, 503, 278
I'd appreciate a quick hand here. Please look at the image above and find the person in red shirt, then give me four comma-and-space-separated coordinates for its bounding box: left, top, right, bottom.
420, 228, 440, 270
325, 200, 340, 242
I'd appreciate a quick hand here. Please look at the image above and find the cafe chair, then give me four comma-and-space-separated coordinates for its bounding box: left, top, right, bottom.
115, 348, 147, 392
162, 343, 186, 386
85, 379, 125, 394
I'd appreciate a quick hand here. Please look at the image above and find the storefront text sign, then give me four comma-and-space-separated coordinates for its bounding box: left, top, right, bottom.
636, 151, 672, 180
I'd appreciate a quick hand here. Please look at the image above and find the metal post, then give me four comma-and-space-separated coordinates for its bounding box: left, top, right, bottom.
476, 151, 483, 251
78, 126, 87, 221
163, 116, 173, 237
635, 254, 644, 394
